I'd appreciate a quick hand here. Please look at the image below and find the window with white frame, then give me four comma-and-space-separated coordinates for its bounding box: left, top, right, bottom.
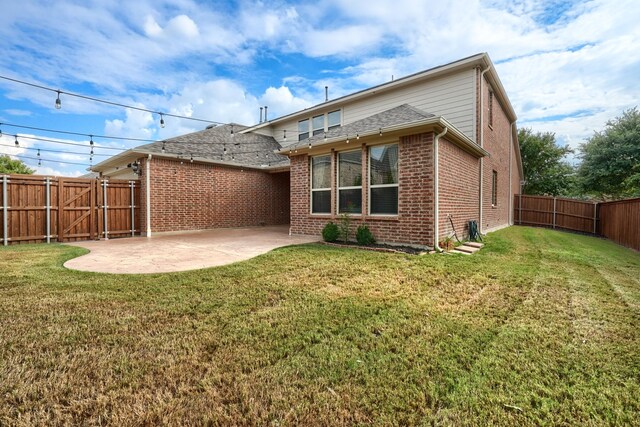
311, 155, 331, 214
338, 150, 362, 214
298, 119, 309, 141
491, 170, 498, 206
312, 115, 324, 136
328, 110, 341, 129
369, 144, 399, 215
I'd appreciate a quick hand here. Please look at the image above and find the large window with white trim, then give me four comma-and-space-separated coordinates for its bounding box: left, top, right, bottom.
369, 144, 398, 215
311, 155, 331, 214
338, 150, 362, 214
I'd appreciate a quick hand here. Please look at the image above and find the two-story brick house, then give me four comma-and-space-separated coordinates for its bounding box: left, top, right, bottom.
92, 52, 522, 248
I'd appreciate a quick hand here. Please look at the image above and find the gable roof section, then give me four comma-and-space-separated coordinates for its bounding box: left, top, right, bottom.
243, 52, 516, 133
91, 123, 289, 173
279, 104, 488, 158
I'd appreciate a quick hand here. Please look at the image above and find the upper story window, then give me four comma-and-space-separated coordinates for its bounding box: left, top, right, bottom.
488, 90, 494, 128
328, 110, 341, 129
312, 115, 324, 136
311, 155, 331, 214
298, 119, 309, 141
338, 150, 362, 214
297, 110, 342, 140
369, 144, 399, 215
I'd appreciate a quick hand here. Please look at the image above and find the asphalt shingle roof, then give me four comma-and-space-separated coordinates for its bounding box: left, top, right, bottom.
136, 124, 289, 167
284, 104, 436, 150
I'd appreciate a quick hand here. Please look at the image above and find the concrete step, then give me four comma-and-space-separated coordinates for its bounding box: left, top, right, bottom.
465, 242, 484, 248
450, 249, 471, 255
454, 244, 481, 254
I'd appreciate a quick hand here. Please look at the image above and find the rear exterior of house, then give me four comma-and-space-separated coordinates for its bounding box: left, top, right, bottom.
91, 53, 522, 248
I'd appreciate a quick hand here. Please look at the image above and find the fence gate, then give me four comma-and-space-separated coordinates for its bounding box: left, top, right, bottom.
1, 174, 140, 245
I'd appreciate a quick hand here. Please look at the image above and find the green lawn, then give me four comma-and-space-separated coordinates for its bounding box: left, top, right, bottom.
1, 227, 638, 426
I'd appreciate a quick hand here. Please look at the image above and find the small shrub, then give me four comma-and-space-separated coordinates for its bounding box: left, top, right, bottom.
338, 213, 352, 243
356, 224, 375, 245
322, 222, 339, 242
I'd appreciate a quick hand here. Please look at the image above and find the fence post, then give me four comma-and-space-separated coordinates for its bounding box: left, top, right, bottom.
130, 181, 135, 237
103, 179, 109, 240
593, 203, 597, 234
2, 175, 7, 246
518, 193, 522, 225
45, 177, 51, 244
553, 197, 557, 229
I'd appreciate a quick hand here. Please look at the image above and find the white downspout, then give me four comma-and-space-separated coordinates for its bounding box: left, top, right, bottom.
433, 126, 448, 251
146, 154, 152, 237
479, 65, 491, 234
509, 121, 516, 225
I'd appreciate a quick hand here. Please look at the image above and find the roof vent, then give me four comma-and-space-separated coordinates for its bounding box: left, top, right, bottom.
260, 107, 263, 123
325, 86, 328, 102
206, 124, 217, 129
264, 106, 268, 121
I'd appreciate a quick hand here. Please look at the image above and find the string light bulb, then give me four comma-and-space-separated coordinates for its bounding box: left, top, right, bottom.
89, 135, 94, 146
0, 123, 3, 136
356, 133, 360, 140
159, 113, 165, 128
14, 136, 19, 146
190, 154, 193, 163
37, 149, 40, 157
346, 135, 350, 144
223, 144, 227, 153
161, 141, 166, 153
38, 158, 42, 167
379, 128, 382, 136
283, 130, 287, 141
324, 132, 327, 142
309, 141, 312, 149
55, 90, 62, 109
230, 125, 234, 137
90, 147, 94, 155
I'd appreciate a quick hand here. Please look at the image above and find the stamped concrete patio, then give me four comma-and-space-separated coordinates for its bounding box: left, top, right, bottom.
64, 226, 318, 274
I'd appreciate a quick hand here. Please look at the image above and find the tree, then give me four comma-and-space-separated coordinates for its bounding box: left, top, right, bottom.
577, 108, 640, 200
518, 128, 575, 196
0, 155, 35, 174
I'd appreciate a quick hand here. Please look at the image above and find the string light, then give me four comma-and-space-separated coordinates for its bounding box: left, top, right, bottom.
356, 133, 360, 140
37, 149, 40, 157
308, 141, 312, 149
283, 130, 287, 141
160, 113, 165, 128
346, 135, 350, 144
190, 154, 193, 163
162, 141, 166, 153
0, 74, 222, 126
379, 128, 382, 136
0, 142, 111, 157
231, 125, 235, 137
324, 132, 327, 142
14, 136, 19, 147
38, 158, 42, 166
89, 135, 94, 146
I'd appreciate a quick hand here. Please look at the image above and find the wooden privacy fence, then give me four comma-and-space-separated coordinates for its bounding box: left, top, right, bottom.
1, 174, 140, 245
514, 194, 640, 251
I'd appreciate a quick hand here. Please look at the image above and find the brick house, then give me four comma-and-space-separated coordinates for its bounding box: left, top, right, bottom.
92, 52, 522, 248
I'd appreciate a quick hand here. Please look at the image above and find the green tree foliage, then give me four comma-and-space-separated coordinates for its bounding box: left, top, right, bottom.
518, 128, 575, 196
577, 108, 640, 200
0, 155, 35, 174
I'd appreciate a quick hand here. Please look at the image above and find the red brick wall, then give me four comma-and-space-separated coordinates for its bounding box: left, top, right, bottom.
481, 75, 514, 232
290, 132, 435, 246
139, 157, 289, 233
438, 138, 480, 240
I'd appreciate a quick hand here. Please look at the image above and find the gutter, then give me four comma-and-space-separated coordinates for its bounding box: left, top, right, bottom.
433, 126, 448, 251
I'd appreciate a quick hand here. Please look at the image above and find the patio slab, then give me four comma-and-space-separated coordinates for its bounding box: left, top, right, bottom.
63, 226, 318, 274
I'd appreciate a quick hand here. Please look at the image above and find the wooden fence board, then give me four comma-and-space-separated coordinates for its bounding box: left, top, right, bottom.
1, 174, 140, 245
515, 194, 640, 251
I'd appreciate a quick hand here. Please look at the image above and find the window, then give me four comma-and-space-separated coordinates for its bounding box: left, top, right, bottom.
312, 115, 324, 136
488, 90, 494, 128
298, 119, 309, 141
338, 150, 362, 214
369, 144, 399, 215
311, 155, 331, 214
328, 110, 341, 129
491, 170, 498, 206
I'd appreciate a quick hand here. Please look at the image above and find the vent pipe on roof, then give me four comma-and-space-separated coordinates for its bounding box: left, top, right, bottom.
259, 107, 263, 123
264, 106, 268, 121
325, 86, 328, 102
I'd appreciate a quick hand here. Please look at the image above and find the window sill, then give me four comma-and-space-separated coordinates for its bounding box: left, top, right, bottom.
364, 215, 399, 221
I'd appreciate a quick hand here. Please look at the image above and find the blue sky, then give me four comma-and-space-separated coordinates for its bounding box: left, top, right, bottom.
0, 0, 638, 176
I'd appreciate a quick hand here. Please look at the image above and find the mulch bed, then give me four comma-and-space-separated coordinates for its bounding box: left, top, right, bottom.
322, 241, 428, 255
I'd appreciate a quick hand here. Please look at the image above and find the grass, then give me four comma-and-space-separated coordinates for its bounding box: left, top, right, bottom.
0, 226, 639, 426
